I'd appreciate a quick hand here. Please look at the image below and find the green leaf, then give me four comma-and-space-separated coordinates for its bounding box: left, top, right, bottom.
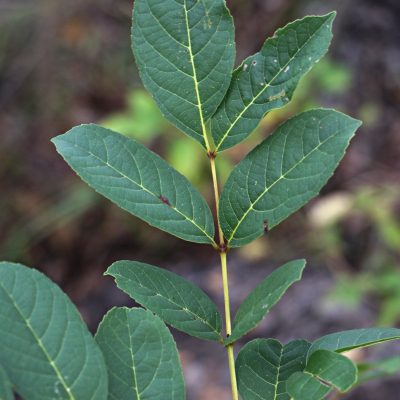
52, 124, 215, 245
106, 260, 222, 341
219, 109, 362, 247
211, 13, 335, 151
0, 262, 107, 400
286, 372, 330, 400
306, 350, 357, 392
132, 0, 235, 148
0, 365, 13, 400
95, 307, 185, 400
236, 339, 311, 400
287, 350, 357, 399
309, 327, 400, 356
225, 259, 306, 345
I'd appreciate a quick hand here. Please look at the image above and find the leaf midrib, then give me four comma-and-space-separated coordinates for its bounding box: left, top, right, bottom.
227, 125, 343, 244
125, 311, 141, 400
0, 280, 75, 400
273, 345, 284, 400
183, 0, 211, 151
67, 141, 216, 245
215, 16, 330, 151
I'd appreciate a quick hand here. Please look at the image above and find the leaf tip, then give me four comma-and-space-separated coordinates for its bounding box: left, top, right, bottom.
50, 133, 63, 148
353, 118, 363, 129
295, 259, 307, 279
327, 10, 337, 19
322, 11, 337, 26
344, 115, 363, 136
51, 123, 99, 147
104, 262, 119, 277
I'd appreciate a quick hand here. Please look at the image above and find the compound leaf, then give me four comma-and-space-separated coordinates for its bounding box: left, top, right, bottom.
52, 124, 215, 245
95, 307, 185, 400
132, 0, 235, 148
0, 364, 13, 400
219, 109, 361, 247
0, 262, 107, 400
225, 259, 305, 345
106, 260, 222, 341
211, 13, 335, 151
309, 327, 400, 356
236, 339, 311, 400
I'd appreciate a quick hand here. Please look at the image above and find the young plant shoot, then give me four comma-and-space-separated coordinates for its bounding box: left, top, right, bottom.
1, 1, 399, 399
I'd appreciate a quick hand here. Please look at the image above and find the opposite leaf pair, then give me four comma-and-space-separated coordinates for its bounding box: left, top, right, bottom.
53, 6, 360, 250
133, 0, 336, 154
107, 259, 304, 345
52, 109, 361, 249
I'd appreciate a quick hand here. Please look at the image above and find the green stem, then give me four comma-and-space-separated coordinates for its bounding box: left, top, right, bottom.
209, 155, 239, 400
209, 155, 224, 243
220, 251, 238, 400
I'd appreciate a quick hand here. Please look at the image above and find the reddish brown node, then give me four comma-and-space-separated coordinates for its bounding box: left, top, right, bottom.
207, 150, 217, 159
219, 242, 228, 253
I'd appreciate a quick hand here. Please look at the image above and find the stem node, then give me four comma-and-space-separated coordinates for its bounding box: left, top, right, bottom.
207, 150, 217, 159
218, 242, 228, 253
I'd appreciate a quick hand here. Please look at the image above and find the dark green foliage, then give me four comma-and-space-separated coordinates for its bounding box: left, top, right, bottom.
1, 1, 395, 400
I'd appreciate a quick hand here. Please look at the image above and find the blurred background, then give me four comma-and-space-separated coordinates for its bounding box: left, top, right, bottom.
1, 0, 399, 398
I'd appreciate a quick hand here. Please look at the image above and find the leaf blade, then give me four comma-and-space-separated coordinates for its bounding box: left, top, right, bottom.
0, 365, 13, 400
0, 262, 108, 400
287, 350, 357, 399
226, 259, 306, 345
132, 0, 235, 148
211, 13, 335, 151
236, 339, 311, 400
286, 372, 330, 400
95, 307, 185, 400
219, 109, 362, 247
106, 260, 222, 341
309, 327, 400, 356
52, 124, 215, 245
306, 350, 357, 392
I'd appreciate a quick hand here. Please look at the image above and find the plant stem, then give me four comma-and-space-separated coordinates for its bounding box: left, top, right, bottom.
220, 250, 238, 400
209, 155, 239, 400
209, 156, 224, 243
219, 252, 232, 333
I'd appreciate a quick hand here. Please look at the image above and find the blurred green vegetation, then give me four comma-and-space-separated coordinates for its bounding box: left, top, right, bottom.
0, 185, 98, 260
358, 357, 400, 385
310, 185, 400, 325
